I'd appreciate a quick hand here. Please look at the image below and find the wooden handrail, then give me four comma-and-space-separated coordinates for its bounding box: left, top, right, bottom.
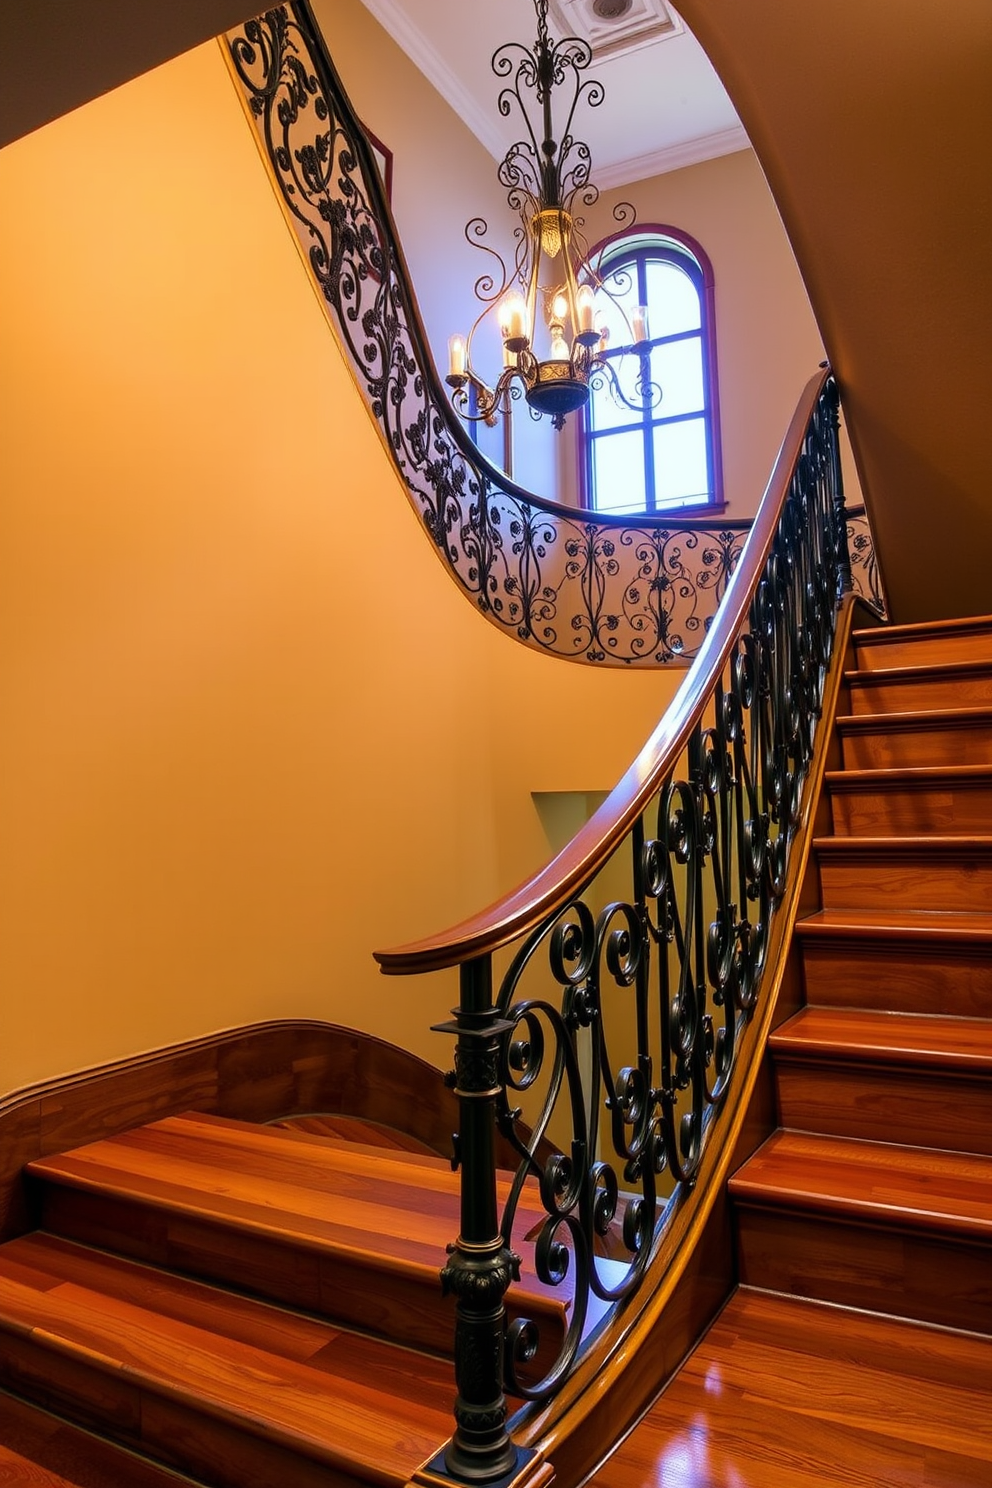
375, 367, 830, 977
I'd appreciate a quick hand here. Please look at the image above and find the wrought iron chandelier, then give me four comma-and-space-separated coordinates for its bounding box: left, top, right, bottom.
445, 0, 656, 433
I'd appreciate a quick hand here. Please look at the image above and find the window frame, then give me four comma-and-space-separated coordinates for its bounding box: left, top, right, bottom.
579, 224, 725, 516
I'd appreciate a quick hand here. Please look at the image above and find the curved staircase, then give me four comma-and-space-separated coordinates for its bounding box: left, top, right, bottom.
0, 615, 989, 1486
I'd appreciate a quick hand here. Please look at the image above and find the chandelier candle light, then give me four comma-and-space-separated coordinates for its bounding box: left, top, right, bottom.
446, 0, 659, 434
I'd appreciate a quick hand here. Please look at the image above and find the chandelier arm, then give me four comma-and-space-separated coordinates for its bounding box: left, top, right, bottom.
463, 217, 513, 308
590, 355, 662, 416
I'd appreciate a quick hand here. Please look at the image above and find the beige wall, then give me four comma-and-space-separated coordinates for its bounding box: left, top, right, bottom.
583, 151, 832, 518
0, 39, 676, 1096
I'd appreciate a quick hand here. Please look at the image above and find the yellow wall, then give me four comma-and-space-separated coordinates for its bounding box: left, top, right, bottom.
0, 39, 677, 1095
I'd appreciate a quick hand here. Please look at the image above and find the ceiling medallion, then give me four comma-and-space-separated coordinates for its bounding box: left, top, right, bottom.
549, 0, 683, 60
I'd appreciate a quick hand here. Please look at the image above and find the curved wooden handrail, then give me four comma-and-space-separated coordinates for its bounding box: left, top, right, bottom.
375, 367, 830, 976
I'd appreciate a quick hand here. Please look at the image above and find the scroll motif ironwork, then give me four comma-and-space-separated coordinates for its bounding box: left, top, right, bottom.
399, 373, 850, 1481
846, 505, 886, 617
226, 4, 756, 666
479, 378, 843, 1405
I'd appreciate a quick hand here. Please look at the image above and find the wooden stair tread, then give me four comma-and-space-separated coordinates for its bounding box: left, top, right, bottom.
0, 1232, 452, 1485
590, 1288, 992, 1487
797, 906, 992, 940
815, 833, 992, 853
825, 763, 992, 788
853, 615, 992, 644
730, 1130, 992, 1236
27, 1112, 566, 1319
836, 705, 992, 732
771, 1006, 992, 1070
845, 657, 992, 686
268, 1115, 439, 1156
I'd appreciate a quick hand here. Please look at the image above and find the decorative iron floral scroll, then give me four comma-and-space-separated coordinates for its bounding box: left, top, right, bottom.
846, 504, 887, 617
226, 4, 761, 665
484, 378, 843, 1406
377, 371, 850, 1481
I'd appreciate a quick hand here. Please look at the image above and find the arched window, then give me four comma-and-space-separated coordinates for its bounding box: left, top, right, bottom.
582, 228, 723, 516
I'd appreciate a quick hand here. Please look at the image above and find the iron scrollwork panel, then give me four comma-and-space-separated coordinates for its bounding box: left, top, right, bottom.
478, 383, 845, 1404
226, 6, 756, 667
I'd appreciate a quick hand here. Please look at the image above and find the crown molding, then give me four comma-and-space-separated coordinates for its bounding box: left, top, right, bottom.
356, 1, 749, 182
358, 0, 506, 159
595, 124, 751, 189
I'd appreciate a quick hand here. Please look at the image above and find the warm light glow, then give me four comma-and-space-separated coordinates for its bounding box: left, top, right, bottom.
551, 292, 569, 326
576, 284, 596, 335
549, 331, 570, 362
632, 304, 649, 345
499, 291, 529, 348
448, 333, 466, 379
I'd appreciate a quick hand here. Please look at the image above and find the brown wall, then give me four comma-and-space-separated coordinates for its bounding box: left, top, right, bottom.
677, 0, 992, 622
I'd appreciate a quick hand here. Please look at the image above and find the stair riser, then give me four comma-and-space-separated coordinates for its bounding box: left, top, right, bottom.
817, 853, 992, 913
33, 1184, 565, 1371
773, 1062, 992, 1154
799, 940, 992, 1017
829, 783, 992, 835
839, 724, 992, 770
733, 1206, 992, 1334
35, 1185, 458, 1358
854, 631, 992, 669
848, 673, 992, 714
0, 1329, 353, 1488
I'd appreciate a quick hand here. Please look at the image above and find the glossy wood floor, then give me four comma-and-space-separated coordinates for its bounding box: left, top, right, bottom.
591, 1289, 992, 1488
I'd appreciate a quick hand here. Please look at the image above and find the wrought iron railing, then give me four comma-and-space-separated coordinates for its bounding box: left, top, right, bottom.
227, 4, 791, 666
376, 367, 850, 1482
224, 11, 875, 1479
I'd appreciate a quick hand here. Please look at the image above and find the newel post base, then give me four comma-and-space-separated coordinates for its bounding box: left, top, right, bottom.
411, 1443, 555, 1488
432, 957, 527, 1485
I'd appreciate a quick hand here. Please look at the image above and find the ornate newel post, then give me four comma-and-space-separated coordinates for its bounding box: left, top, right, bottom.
826, 376, 852, 594
431, 958, 531, 1485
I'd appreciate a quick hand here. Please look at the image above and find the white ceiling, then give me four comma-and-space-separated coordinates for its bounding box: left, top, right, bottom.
357, 0, 748, 189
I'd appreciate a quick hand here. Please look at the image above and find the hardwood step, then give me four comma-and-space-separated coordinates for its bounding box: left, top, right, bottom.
796, 908, 992, 1017
770, 1006, 992, 1153
846, 658, 992, 714
0, 1387, 207, 1487
26, 1111, 570, 1363
826, 765, 992, 835
730, 1129, 992, 1332
815, 835, 992, 913
589, 1288, 992, 1488
268, 1114, 439, 1155
0, 1231, 453, 1488
853, 615, 992, 669
836, 707, 992, 769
